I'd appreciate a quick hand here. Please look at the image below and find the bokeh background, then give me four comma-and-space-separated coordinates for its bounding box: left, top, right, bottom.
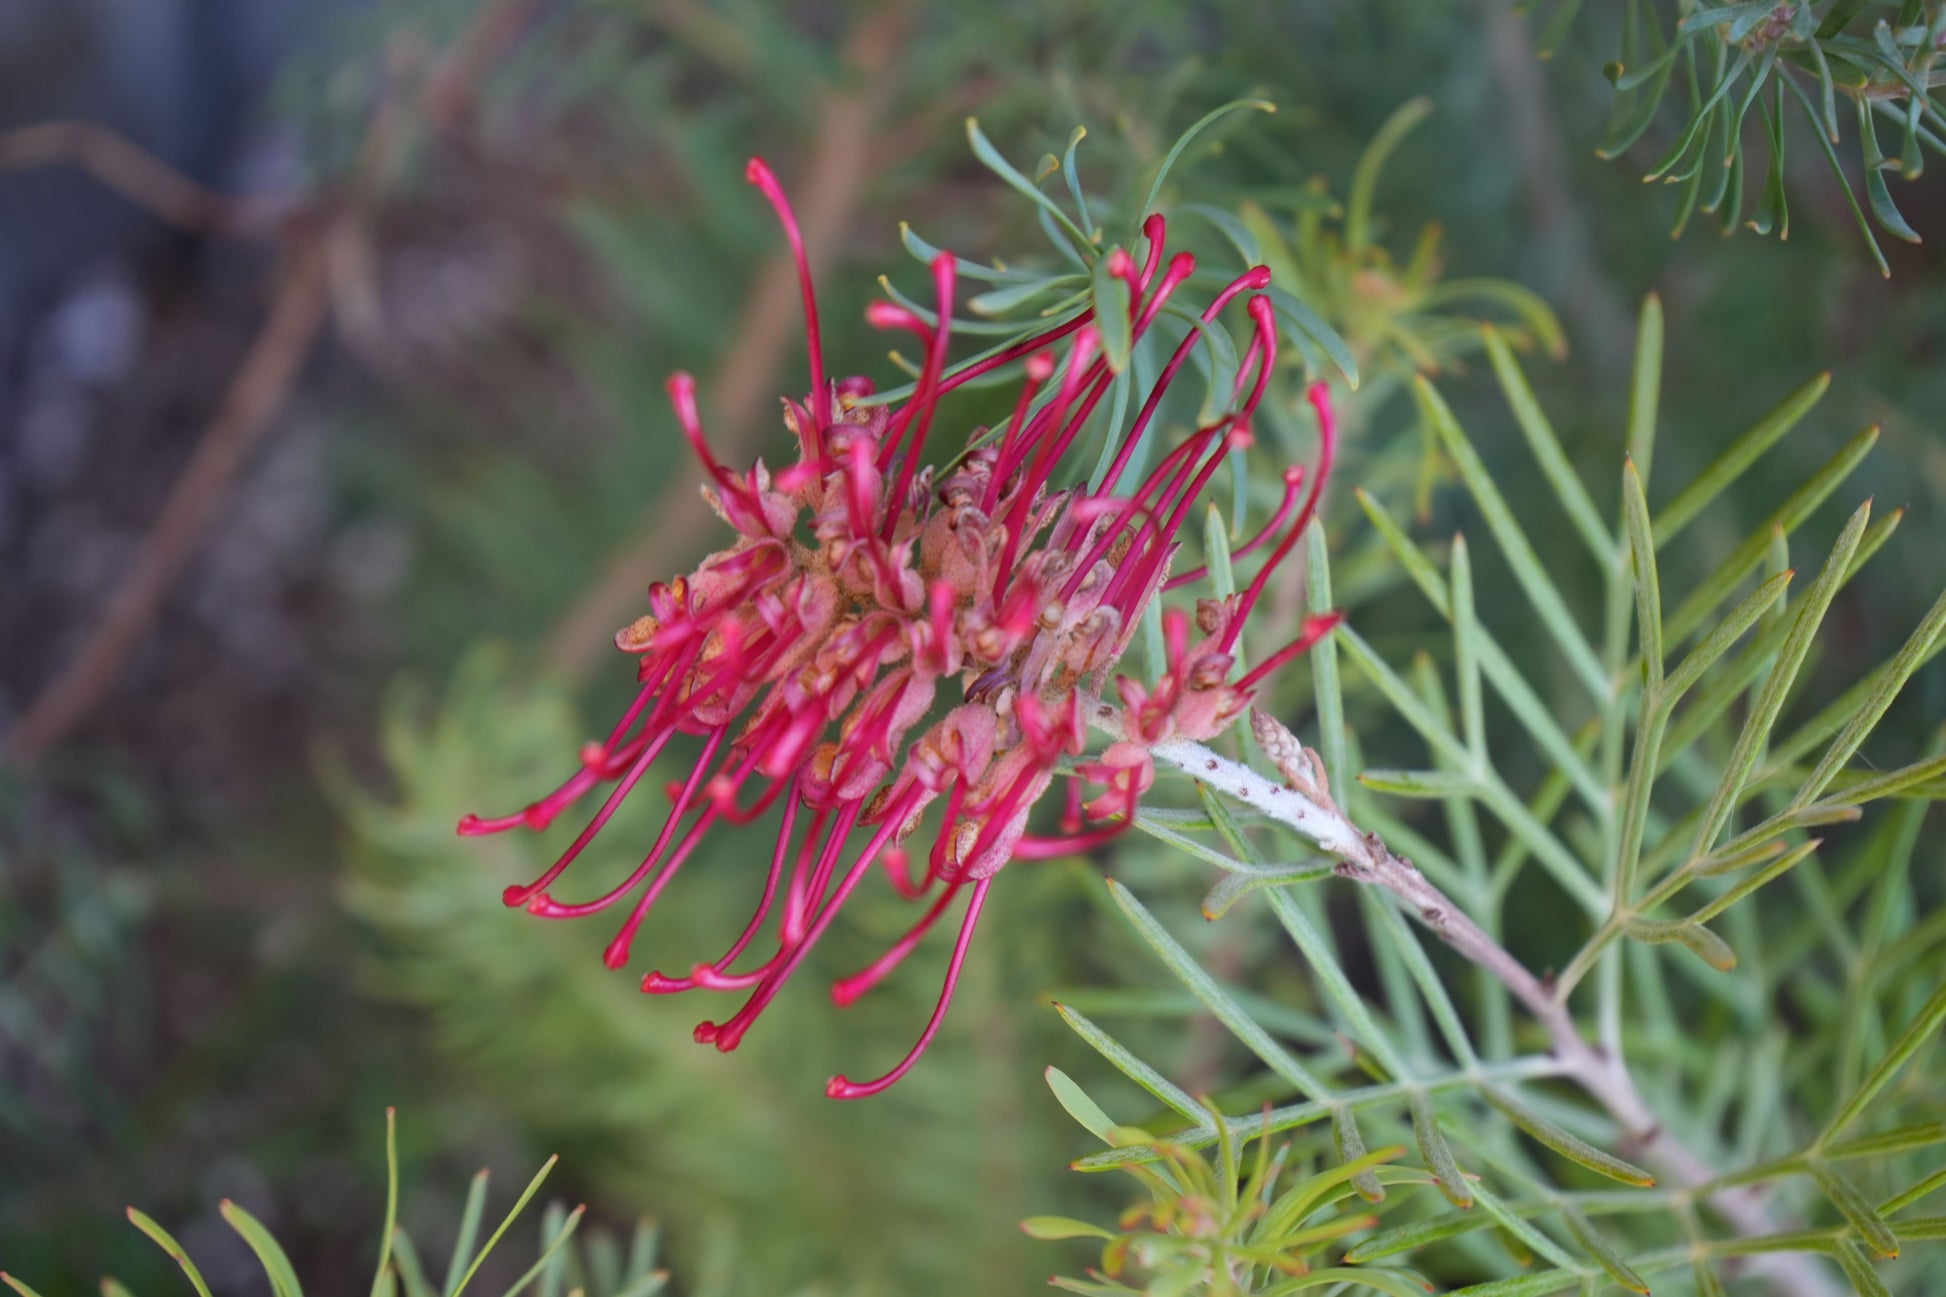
3, 1, 1942, 1293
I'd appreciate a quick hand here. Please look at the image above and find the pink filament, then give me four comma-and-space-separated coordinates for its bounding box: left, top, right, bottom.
825, 877, 991, 1099
499, 726, 675, 908
1164, 464, 1305, 591
829, 880, 964, 1007
746, 157, 830, 440
702, 788, 919, 1052
1224, 380, 1338, 652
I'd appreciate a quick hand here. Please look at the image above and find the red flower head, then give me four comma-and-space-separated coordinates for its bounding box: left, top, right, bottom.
461, 157, 1339, 1097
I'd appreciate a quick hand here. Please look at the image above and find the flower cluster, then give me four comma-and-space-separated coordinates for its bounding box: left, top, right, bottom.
461, 157, 1338, 1098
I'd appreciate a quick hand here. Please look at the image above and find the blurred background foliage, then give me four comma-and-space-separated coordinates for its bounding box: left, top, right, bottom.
1, 1, 1941, 1293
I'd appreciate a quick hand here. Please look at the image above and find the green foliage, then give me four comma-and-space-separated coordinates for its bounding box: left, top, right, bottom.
1031, 1071, 1444, 1294
1234, 99, 1564, 399
0, 1113, 673, 1297
1048, 293, 1946, 1293
1564, 0, 1943, 268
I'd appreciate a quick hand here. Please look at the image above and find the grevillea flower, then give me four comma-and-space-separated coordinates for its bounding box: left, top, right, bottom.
460, 157, 1339, 1098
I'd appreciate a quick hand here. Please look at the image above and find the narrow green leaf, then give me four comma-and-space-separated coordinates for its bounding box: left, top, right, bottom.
1344, 1210, 1490, 1263
1090, 253, 1133, 374
1201, 862, 1333, 920
1813, 1161, 1900, 1259
1691, 832, 1786, 879
1410, 1092, 1472, 1208
1048, 1276, 1136, 1296
1621, 459, 1662, 689
1833, 1237, 1896, 1297
1347, 98, 1432, 253
1420, 279, 1567, 358
1660, 501, 1896, 772
1130, 807, 1248, 872
1813, 752, 1946, 809
1203, 504, 1236, 599
1748, 82, 1790, 237
1562, 1208, 1650, 1294
898, 222, 1029, 284
1137, 100, 1278, 227
1647, 46, 1751, 181
371, 1109, 399, 1297
1690, 500, 1871, 857
1824, 981, 1946, 1139
1824, 1121, 1946, 1161
966, 118, 1094, 259
448, 1155, 556, 1297
1332, 1108, 1386, 1203
1483, 1086, 1656, 1186
1794, 586, 1946, 806
1662, 568, 1793, 704
1483, 329, 1612, 563
1857, 98, 1923, 243
1447, 1273, 1582, 1297
1449, 534, 1486, 765
1106, 881, 1332, 1100
1355, 487, 1449, 611
1272, 1268, 1429, 1297
1533, 0, 1586, 56
1599, 0, 1677, 157
1693, 1257, 1729, 1297
390, 1232, 437, 1297
1689, 839, 1822, 918
1622, 916, 1737, 970
502, 1206, 586, 1297
1266, 285, 1360, 388
1358, 768, 1478, 798
1053, 1008, 1206, 1125
1370, 897, 1480, 1068
1625, 294, 1663, 481
1045, 1064, 1121, 1141
1262, 884, 1412, 1079
1059, 125, 1093, 236
1306, 515, 1348, 795
1819, 0, 1875, 39
221, 1200, 305, 1297
1416, 378, 1608, 702
0, 1276, 49, 1297
442, 1170, 489, 1297
1021, 1216, 1116, 1241
127, 1208, 216, 1297
1786, 78, 1890, 275
1178, 203, 1259, 263
1653, 371, 1831, 546
1882, 1166, 1946, 1216
966, 276, 1082, 317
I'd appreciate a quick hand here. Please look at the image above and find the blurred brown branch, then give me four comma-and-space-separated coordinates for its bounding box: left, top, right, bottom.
544, 5, 907, 681
1, 250, 331, 765
0, 121, 295, 236
0, 0, 544, 766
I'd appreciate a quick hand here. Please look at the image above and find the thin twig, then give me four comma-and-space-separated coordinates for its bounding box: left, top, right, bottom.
0, 121, 294, 236
1, 248, 332, 765
0, 0, 542, 765
1112, 712, 1847, 1297
543, 6, 906, 681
